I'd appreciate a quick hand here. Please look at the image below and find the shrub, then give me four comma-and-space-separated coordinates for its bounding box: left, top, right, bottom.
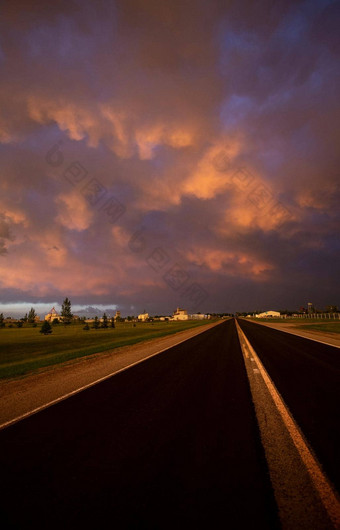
92, 316, 100, 329
40, 321, 52, 335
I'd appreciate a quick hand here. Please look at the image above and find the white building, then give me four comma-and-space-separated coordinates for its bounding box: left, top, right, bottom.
255, 311, 281, 318
172, 308, 189, 321
138, 312, 149, 321
45, 307, 60, 322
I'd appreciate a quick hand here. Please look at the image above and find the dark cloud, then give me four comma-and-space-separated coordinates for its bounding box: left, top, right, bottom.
0, 213, 14, 255
0, 0, 339, 315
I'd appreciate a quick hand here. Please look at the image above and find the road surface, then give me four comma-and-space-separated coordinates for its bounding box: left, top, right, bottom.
1, 318, 339, 529
237, 318, 340, 496
0, 319, 279, 529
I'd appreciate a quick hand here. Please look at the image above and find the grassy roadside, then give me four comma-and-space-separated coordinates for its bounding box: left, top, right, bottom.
0, 320, 216, 380
247, 318, 340, 324
295, 323, 340, 334
247, 317, 340, 334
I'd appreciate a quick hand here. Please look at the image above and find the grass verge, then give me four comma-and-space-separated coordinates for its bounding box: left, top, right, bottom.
295, 323, 340, 334
0, 320, 215, 380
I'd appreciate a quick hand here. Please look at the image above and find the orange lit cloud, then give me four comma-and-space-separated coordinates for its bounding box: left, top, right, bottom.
185, 247, 274, 279
55, 191, 94, 231
0, 0, 339, 315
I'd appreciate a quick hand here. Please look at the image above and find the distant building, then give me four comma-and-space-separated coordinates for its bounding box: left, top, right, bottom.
115, 310, 121, 320
172, 308, 189, 321
138, 312, 149, 321
190, 313, 209, 320
307, 302, 314, 314
45, 307, 60, 322
255, 310, 280, 318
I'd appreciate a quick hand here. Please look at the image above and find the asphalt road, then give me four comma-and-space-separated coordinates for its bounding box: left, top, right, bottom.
0, 319, 279, 529
237, 318, 340, 496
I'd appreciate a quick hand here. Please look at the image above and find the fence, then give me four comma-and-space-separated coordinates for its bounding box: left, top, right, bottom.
282, 313, 340, 320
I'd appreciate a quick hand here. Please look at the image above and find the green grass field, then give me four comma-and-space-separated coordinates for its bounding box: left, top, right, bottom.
296, 323, 340, 334
0, 320, 215, 380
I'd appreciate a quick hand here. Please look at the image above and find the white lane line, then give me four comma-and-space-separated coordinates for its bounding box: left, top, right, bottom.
0, 324, 217, 431
236, 321, 340, 528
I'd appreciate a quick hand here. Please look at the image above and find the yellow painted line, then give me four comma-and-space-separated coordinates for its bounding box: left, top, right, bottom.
236, 321, 340, 529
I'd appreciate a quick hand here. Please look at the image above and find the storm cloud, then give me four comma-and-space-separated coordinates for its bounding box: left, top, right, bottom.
0, 0, 339, 316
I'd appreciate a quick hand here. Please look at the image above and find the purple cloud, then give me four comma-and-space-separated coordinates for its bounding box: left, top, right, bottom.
0, 0, 339, 316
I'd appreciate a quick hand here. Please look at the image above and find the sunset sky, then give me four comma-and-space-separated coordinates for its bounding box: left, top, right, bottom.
0, 0, 339, 317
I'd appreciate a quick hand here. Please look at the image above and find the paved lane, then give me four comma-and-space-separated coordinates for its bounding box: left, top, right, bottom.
0, 320, 279, 529
238, 318, 340, 496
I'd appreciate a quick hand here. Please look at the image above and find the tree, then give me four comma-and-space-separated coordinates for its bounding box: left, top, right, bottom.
92, 316, 100, 329
28, 307, 37, 323
52, 318, 59, 325
0, 313, 5, 328
61, 297, 73, 325
110, 317, 115, 328
16, 321, 23, 328
40, 320, 52, 335
83, 323, 90, 331
102, 313, 108, 328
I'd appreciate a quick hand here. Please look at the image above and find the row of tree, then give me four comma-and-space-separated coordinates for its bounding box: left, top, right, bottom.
0, 313, 27, 328
0, 298, 74, 328
40, 298, 74, 334
40, 312, 117, 334
83, 314, 115, 330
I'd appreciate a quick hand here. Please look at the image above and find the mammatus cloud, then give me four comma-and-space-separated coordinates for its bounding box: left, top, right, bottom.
0, 213, 14, 256
0, 0, 339, 315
